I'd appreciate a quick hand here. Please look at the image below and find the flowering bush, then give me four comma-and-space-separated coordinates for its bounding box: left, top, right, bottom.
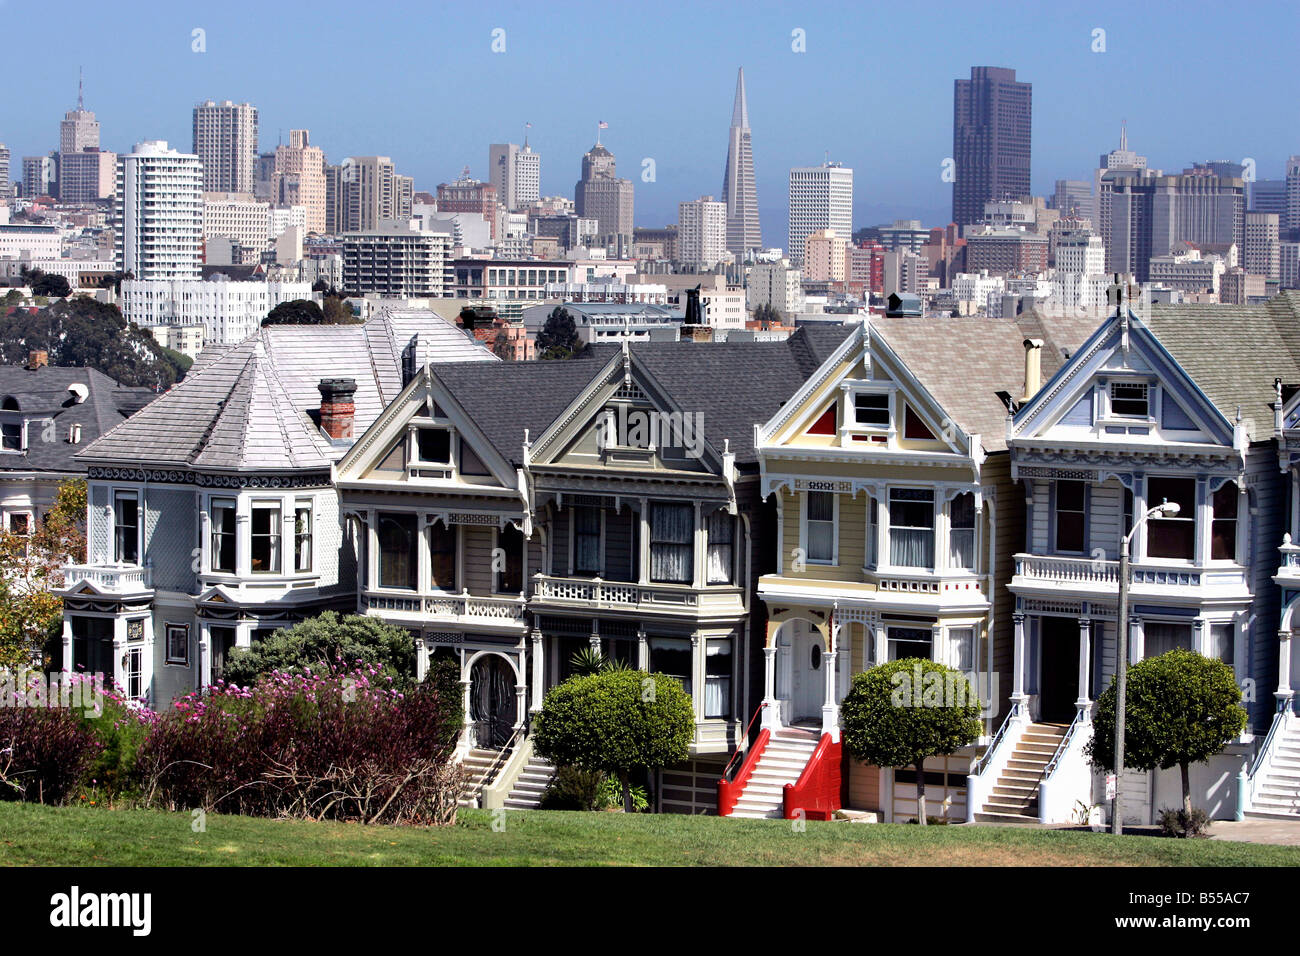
0, 707, 98, 804
139, 664, 463, 825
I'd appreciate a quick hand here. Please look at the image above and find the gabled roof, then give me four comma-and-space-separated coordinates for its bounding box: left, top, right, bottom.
0, 365, 156, 476
78, 309, 494, 471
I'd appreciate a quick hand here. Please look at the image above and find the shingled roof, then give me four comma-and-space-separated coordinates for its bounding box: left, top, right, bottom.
0, 365, 156, 476
79, 309, 494, 471
428, 324, 857, 467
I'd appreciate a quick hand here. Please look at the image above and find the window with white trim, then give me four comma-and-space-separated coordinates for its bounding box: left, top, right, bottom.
250, 502, 282, 573
853, 392, 890, 428
949, 493, 976, 569
805, 491, 835, 563
113, 491, 139, 564
1110, 381, 1151, 418
888, 489, 934, 568
706, 510, 734, 585
166, 623, 190, 666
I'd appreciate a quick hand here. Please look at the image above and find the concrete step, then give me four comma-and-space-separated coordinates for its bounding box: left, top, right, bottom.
975, 811, 1043, 825
984, 799, 1038, 816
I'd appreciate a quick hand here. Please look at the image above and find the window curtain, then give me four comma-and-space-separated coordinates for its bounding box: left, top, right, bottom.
705, 640, 731, 718
948, 627, 975, 671
889, 490, 934, 568
1210, 623, 1235, 666
651, 504, 693, 583
949, 493, 975, 569
378, 513, 417, 589
706, 510, 733, 584
574, 507, 601, 575
807, 491, 834, 561
1144, 621, 1192, 657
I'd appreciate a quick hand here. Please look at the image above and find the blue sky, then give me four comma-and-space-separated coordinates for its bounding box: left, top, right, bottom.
7, 0, 1298, 245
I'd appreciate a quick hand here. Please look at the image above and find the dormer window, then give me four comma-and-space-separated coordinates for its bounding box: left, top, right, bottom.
854, 393, 890, 428
1110, 382, 1150, 418
0, 421, 20, 451
416, 428, 452, 464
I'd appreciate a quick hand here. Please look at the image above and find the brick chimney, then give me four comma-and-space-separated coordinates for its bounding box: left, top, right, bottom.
680, 324, 715, 343
317, 378, 357, 439
27, 350, 48, 370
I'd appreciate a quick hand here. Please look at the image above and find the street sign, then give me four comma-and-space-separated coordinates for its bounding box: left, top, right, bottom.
1105, 773, 1117, 801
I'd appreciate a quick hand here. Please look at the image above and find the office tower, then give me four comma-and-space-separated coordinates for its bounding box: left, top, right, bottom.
0, 145, 9, 199
787, 162, 852, 265
114, 141, 203, 279
574, 141, 634, 252
802, 228, 848, 281
952, 66, 1032, 228
1244, 212, 1280, 281
342, 220, 454, 297
1050, 180, 1094, 221
721, 67, 761, 258
327, 156, 413, 233
436, 176, 500, 239
1288, 156, 1300, 239
490, 142, 541, 211
59, 150, 116, 202
22, 155, 56, 198
267, 130, 327, 234
192, 100, 259, 193
677, 196, 727, 268
1250, 179, 1287, 217
1095, 125, 1151, 243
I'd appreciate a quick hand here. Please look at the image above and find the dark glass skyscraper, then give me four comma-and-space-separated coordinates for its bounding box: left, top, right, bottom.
952, 67, 1031, 228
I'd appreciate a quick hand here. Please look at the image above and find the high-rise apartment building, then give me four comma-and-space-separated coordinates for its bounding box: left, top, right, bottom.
802, 228, 848, 282
952, 66, 1032, 228
21, 155, 56, 198
1244, 211, 1280, 281
115, 141, 203, 280
192, 100, 259, 193
1050, 180, 1093, 221
787, 162, 852, 265
676, 196, 727, 269
328, 157, 413, 233
203, 192, 271, 264
270, 130, 326, 234
342, 220, 454, 297
437, 176, 501, 239
574, 142, 634, 252
746, 258, 803, 315
59, 150, 116, 203
0, 145, 9, 200
1287, 156, 1300, 240
721, 67, 761, 258
489, 142, 541, 211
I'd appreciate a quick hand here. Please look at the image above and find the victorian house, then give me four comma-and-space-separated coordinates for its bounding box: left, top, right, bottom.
334, 327, 853, 811
56, 310, 493, 706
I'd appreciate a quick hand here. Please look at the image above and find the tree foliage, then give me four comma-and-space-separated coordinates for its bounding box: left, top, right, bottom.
262, 298, 325, 326
1087, 649, 1246, 816
0, 478, 87, 671
0, 298, 186, 389
536, 306, 580, 360
23, 269, 71, 298
752, 302, 784, 326
839, 658, 982, 824
223, 611, 418, 689
322, 294, 356, 325
533, 669, 694, 811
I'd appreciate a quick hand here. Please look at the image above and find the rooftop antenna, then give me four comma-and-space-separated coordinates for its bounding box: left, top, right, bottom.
1120, 119, 1127, 152
77, 66, 84, 109
524, 121, 532, 149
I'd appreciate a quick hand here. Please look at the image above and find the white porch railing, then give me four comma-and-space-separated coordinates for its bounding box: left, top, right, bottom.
363, 590, 527, 626
1014, 553, 1212, 589
60, 563, 153, 594
966, 709, 1029, 822
1240, 710, 1292, 818
531, 574, 744, 615
1037, 709, 1095, 824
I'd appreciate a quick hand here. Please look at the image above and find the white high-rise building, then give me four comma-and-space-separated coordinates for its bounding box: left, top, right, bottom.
788, 162, 852, 266
677, 196, 727, 269
1054, 232, 1106, 276
193, 100, 259, 194
489, 142, 541, 211
115, 141, 203, 279
746, 258, 803, 315
1287, 156, 1300, 239
203, 192, 271, 263
120, 278, 313, 345
1244, 211, 1280, 281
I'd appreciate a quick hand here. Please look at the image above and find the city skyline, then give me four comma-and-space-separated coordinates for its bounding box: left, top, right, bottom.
3, 0, 1297, 246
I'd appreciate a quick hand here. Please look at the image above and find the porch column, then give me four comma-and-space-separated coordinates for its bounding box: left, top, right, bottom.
199, 626, 212, 691
514, 638, 528, 731
690, 633, 703, 724
61, 617, 73, 678
761, 620, 781, 731
459, 676, 472, 752
589, 618, 600, 654
1076, 618, 1091, 718
530, 629, 545, 713
822, 649, 839, 741
637, 627, 648, 670
111, 618, 127, 695
1010, 613, 1028, 718
1278, 629, 1295, 714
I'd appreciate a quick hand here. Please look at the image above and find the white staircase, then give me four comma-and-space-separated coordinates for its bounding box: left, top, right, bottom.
458, 748, 500, 808
503, 752, 557, 810
728, 727, 819, 819
1247, 718, 1300, 819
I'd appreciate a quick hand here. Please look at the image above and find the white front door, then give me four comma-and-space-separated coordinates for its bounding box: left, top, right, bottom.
791, 622, 825, 723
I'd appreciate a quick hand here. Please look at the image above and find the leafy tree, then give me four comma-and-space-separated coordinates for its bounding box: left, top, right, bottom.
752, 302, 784, 326
310, 278, 337, 295
533, 669, 694, 811
0, 478, 87, 671
0, 298, 186, 388
839, 658, 983, 824
491, 330, 516, 361
322, 295, 356, 325
536, 306, 579, 360
223, 611, 418, 688
262, 299, 325, 326
1088, 648, 1246, 818
2, 289, 22, 307
28, 272, 71, 298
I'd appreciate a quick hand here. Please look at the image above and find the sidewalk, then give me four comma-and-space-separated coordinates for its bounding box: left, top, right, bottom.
1208, 819, 1300, 846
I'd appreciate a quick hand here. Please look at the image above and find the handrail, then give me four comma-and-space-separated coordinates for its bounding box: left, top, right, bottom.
1043, 708, 1086, 779
479, 726, 524, 793
1248, 710, 1287, 783
971, 709, 1016, 777
721, 701, 768, 782
717, 727, 770, 817
783, 732, 842, 821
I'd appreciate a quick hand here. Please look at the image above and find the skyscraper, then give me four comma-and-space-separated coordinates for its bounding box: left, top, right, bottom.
677, 196, 727, 268
575, 141, 633, 252
327, 156, 413, 233
115, 141, 203, 279
490, 142, 541, 211
192, 100, 259, 193
721, 67, 760, 257
60, 73, 99, 155
788, 162, 852, 265
271, 130, 327, 234
952, 66, 1031, 228
0, 145, 9, 200
1287, 156, 1300, 240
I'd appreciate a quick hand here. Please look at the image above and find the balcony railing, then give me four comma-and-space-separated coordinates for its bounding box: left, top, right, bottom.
60, 563, 153, 594
363, 589, 527, 626
531, 574, 744, 615
1013, 553, 1240, 590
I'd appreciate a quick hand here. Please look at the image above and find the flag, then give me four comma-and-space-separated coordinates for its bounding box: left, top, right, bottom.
525, 122, 532, 128
598, 121, 609, 129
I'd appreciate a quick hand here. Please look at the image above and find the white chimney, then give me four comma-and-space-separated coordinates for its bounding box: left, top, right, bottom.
1021, 338, 1044, 403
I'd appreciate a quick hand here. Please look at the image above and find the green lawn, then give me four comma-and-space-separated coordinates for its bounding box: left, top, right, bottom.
1, 803, 1297, 866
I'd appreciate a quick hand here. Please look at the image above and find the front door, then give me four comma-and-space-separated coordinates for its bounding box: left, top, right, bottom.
792, 622, 825, 723
470, 654, 517, 749
210, 626, 236, 683
1039, 616, 1080, 724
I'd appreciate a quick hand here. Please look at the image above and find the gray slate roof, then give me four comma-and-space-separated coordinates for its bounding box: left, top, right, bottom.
79, 309, 494, 471
0, 365, 156, 476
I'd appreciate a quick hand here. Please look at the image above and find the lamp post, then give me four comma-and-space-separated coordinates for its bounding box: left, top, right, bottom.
1112, 498, 1180, 835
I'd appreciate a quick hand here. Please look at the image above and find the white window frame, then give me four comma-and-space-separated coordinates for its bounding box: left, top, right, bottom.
249, 499, 283, 575
208, 495, 239, 575
0, 412, 24, 453
840, 382, 898, 444
293, 499, 313, 573
1103, 378, 1157, 423
569, 505, 605, 577
112, 488, 142, 565
165, 622, 191, 666
801, 490, 839, 566
884, 486, 936, 570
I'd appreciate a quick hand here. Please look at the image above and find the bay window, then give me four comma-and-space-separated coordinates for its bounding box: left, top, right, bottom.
496, 524, 524, 594
210, 498, 236, 572
888, 626, 933, 661
294, 502, 312, 572
805, 491, 835, 563
1210, 623, 1235, 667
706, 510, 734, 584
948, 626, 975, 672
650, 502, 693, 583
573, 507, 601, 576
949, 492, 976, 569
1211, 482, 1238, 561
888, 489, 934, 568
250, 503, 281, 573
705, 639, 732, 719
866, 496, 878, 567
430, 521, 457, 591
113, 491, 139, 564
1144, 621, 1192, 657
649, 637, 691, 694
378, 512, 418, 590
1054, 480, 1086, 554
1146, 477, 1196, 560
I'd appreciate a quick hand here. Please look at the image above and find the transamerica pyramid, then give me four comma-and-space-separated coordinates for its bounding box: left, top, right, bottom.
721, 67, 761, 258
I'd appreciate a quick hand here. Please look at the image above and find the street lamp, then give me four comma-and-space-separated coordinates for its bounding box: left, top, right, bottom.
1111, 497, 1180, 835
